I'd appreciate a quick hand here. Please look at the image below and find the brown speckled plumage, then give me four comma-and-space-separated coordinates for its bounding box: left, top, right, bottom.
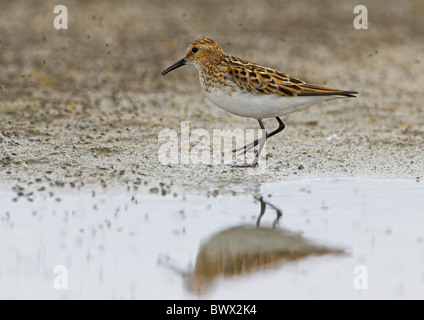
186, 38, 357, 98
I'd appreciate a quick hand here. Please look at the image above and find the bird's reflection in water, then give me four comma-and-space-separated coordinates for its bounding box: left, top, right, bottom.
160, 196, 344, 295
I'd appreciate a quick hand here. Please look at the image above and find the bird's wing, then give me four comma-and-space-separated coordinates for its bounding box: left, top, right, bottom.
225, 56, 357, 98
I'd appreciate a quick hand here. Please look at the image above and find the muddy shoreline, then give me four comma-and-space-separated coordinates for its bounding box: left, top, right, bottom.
1, 0, 423, 197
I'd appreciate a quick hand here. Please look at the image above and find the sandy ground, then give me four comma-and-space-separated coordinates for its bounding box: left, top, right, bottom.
0, 0, 424, 196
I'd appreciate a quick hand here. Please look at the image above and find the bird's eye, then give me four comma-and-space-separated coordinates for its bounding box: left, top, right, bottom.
192, 47, 199, 53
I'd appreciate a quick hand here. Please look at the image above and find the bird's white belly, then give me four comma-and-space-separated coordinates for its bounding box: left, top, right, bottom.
204, 88, 339, 119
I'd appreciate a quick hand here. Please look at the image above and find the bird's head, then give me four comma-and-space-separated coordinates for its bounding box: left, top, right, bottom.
161, 38, 225, 75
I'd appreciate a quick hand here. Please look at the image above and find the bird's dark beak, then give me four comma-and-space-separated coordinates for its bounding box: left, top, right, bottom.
161, 57, 186, 75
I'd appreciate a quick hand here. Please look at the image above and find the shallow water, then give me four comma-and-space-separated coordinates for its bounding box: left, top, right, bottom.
0, 179, 423, 299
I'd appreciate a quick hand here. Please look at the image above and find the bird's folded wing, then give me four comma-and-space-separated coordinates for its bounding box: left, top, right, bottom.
226, 58, 357, 98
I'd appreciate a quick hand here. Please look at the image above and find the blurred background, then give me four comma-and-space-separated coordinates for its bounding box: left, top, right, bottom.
0, 0, 423, 98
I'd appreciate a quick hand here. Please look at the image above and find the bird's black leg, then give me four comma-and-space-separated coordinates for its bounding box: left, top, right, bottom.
232, 118, 267, 167
250, 118, 267, 166
232, 117, 286, 154
267, 117, 286, 139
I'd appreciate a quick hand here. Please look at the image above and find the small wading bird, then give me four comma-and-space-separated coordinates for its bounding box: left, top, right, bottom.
162, 38, 358, 167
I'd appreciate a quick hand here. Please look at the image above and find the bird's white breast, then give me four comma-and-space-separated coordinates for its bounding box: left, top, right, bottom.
203, 87, 340, 119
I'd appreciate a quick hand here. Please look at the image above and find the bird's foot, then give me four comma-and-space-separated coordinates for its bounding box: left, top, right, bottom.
231, 162, 258, 168
232, 140, 258, 155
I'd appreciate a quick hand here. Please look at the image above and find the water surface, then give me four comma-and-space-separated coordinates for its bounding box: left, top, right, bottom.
0, 179, 423, 299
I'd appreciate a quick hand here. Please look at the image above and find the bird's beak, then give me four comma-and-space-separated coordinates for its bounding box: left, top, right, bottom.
161, 57, 186, 75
